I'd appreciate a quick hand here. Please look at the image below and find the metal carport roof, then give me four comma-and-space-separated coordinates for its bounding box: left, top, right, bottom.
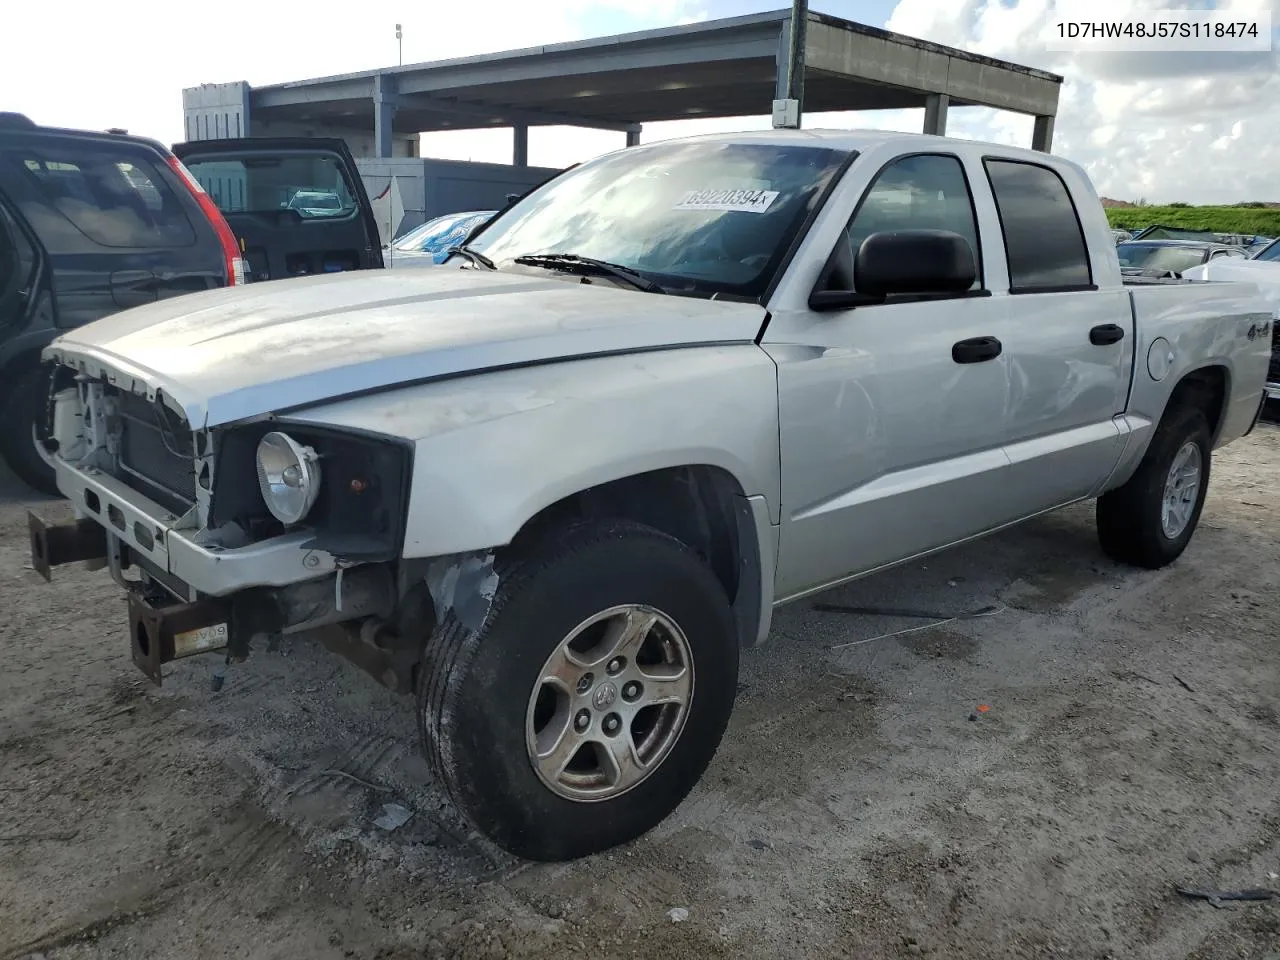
247, 9, 1062, 144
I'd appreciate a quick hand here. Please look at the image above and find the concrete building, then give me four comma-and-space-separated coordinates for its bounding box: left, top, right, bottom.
183, 8, 1062, 234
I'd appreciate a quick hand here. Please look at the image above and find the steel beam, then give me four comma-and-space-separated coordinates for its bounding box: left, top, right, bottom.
395, 94, 639, 132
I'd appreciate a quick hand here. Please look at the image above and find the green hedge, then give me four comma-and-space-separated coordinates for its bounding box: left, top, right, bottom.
1105, 206, 1280, 235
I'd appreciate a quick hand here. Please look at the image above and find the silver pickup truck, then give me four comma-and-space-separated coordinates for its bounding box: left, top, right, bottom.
27, 130, 1272, 862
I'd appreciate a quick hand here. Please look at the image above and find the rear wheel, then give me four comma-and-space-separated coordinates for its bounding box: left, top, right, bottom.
1097, 404, 1212, 569
0, 365, 58, 496
417, 520, 739, 861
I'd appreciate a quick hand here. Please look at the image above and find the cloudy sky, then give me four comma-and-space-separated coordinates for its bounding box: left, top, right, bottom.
4, 0, 1277, 203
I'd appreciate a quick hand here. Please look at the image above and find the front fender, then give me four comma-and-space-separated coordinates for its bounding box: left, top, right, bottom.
286, 345, 782, 558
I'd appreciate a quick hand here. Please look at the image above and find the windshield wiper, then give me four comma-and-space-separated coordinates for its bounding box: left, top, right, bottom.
513, 253, 665, 294
444, 245, 495, 270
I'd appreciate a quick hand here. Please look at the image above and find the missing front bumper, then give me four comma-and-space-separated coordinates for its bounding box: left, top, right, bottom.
29, 511, 400, 686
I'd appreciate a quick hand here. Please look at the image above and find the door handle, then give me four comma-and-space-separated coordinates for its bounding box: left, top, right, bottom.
952, 336, 1002, 364
1090, 323, 1126, 345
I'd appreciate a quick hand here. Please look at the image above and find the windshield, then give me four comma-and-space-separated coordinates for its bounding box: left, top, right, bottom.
182, 152, 358, 220
1252, 239, 1280, 262
393, 211, 491, 253
1116, 243, 1207, 274
467, 140, 849, 299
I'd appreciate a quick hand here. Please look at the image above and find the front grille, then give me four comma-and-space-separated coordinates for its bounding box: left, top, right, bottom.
1270, 324, 1280, 384
114, 390, 197, 513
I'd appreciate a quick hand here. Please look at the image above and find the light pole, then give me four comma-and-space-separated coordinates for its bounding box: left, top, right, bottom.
773, 0, 807, 128
396, 23, 403, 66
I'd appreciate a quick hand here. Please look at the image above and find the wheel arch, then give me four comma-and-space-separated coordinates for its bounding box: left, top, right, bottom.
1165, 362, 1229, 443
507, 464, 771, 649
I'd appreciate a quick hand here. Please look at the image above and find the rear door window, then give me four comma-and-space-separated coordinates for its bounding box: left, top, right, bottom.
5, 145, 195, 249
984, 159, 1092, 292
181, 153, 359, 221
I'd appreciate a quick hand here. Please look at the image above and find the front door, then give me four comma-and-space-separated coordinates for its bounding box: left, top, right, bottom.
762, 151, 1023, 602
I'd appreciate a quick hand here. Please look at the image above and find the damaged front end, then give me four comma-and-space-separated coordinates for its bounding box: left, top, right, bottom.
28, 362, 497, 692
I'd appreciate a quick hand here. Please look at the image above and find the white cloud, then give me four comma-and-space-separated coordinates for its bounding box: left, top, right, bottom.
883, 0, 1280, 203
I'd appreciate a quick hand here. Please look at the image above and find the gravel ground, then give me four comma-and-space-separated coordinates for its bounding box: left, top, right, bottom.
1, 427, 1278, 960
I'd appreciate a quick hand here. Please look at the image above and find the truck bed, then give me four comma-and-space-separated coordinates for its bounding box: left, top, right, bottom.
1125, 278, 1271, 447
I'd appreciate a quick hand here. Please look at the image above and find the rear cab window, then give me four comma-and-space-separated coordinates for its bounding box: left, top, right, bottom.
1, 142, 196, 250
983, 159, 1093, 293
182, 153, 359, 221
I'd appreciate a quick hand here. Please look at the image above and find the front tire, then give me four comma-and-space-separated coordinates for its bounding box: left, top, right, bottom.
418, 520, 739, 861
1097, 404, 1212, 569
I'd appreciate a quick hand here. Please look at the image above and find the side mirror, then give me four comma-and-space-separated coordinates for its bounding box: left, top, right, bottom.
809, 229, 977, 312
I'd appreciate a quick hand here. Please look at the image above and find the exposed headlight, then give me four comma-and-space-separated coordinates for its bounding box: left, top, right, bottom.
256, 431, 321, 525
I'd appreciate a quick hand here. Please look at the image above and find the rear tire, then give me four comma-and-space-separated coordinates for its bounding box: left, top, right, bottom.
1097, 405, 1212, 569
417, 519, 739, 861
0, 365, 58, 496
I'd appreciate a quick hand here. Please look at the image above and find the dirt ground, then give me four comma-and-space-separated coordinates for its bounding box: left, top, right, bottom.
1, 427, 1278, 960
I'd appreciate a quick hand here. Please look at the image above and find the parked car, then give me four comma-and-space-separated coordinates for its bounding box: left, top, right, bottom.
0, 114, 249, 493
171, 138, 382, 282
26, 129, 1271, 863
285, 189, 347, 218
1248, 237, 1280, 261
1129, 225, 1218, 242
1115, 238, 1245, 278
387, 209, 496, 266
0, 121, 382, 492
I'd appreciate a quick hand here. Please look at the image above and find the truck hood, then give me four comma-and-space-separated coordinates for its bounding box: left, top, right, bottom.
46, 266, 765, 428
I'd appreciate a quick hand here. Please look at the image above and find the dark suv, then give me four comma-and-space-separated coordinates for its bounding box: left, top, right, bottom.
0, 115, 382, 493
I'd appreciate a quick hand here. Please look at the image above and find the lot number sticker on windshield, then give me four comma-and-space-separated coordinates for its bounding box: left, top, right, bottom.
675, 188, 780, 214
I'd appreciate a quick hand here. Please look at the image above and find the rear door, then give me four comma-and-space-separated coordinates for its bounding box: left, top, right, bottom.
0, 132, 226, 329
172, 138, 384, 282
982, 157, 1132, 516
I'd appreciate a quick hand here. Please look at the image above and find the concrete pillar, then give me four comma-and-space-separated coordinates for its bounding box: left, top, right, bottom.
1032, 115, 1055, 153
182, 82, 252, 142
513, 124, 529, 167
625, 127, 641, 147
923, 93, 949, 136
373, 74, 397, 159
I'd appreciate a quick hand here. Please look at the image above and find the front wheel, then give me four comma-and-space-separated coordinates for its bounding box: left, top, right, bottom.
1097, 405, 1212, 569
417, 520, 739, 861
